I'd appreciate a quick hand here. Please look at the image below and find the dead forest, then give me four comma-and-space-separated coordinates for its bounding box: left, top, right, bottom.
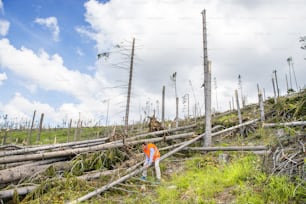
0, 89, 305, 203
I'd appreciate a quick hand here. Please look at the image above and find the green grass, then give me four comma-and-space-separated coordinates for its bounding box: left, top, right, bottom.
121, 153, 304, 204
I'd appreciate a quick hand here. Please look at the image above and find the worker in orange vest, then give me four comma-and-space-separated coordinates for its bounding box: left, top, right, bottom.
141, 142, 161, 182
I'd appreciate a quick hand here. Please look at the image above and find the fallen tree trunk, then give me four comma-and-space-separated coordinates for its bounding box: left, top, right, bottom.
0, 185, 37, 199
0, 132, 195, 164
126, 124, 197, 141
0, 137, 108, 157
0, 161, 144, 200
185, 146, 268, 151
67, 119, 258, 203
263, 121, 306, 128
0, 158, 69, 184
0, 144, 23, 151
0, 161, 34, 170
78, 161, 143, 181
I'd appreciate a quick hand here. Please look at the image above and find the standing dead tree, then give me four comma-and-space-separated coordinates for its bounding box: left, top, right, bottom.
201, 9, 212, 147
27, 110, 36, 145
124, 38, 136, 142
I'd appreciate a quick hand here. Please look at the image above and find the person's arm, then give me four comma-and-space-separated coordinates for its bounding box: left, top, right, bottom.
148, 147, 155, 165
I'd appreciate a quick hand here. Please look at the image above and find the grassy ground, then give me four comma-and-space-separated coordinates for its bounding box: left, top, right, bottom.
16, 151, 304, 204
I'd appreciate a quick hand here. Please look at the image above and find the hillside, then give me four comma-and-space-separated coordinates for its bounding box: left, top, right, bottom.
0, 89, 305, 203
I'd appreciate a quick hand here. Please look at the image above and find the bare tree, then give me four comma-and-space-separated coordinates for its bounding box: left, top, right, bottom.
124, 38, 136, 142
238, 75, 244, 108
170, 72, 179, 127
273, 70, 280, 97
286, 57, 293, 91
27, 110, 36, 145
202, 9, 211, 146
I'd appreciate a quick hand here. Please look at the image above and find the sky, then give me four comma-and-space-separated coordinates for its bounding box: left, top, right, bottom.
0, 0, 305, 128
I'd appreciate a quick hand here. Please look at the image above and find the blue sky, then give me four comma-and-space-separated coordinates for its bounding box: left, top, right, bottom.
0, 0, 305, 128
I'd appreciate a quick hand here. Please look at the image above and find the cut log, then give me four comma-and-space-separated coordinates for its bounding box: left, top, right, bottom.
67, 119, 259, 203
263, 121, 306, 128
0, 132, 195, 164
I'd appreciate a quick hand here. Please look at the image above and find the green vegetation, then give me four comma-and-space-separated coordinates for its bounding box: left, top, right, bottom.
14, 153, 305, 203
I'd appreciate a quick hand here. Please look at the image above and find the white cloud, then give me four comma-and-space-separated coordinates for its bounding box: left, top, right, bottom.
0, 19, 9, 36
0, 38, 113, 101
35, 16, 60, 42
0, 72, 7, 85
80, 0, 306, 116
0, 38, 124, 125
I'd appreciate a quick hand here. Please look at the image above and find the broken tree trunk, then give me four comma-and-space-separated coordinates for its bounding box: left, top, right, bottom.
0, 132, 195, 164
67, 119, 259, 203
185, 145, 268, 151
263, 121, 306, 128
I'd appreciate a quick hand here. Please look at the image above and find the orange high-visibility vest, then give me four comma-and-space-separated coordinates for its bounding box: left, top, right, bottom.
143, 143, 160, 161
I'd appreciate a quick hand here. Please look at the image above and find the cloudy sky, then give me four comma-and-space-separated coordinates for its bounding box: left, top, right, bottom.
0, 0, 305, 128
